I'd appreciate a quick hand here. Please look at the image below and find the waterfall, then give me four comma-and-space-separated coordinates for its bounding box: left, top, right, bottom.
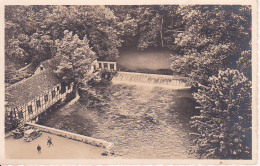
112, 71, 190, 89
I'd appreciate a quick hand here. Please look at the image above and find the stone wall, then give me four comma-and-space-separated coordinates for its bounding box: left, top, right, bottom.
25, 122, 114, 154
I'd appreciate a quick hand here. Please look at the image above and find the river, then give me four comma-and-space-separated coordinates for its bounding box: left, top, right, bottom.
116, 48, 174, 74
38, 49, 199, 159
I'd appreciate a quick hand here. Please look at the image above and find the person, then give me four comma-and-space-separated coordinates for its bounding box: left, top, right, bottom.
37, 144, 41, 154
47, 136, 53, 146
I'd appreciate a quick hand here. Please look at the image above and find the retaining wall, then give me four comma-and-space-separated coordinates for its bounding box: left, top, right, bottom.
25, 122, 114, 153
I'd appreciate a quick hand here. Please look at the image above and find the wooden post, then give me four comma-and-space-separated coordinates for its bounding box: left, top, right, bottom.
114, 62, 117, 71
101, 63, 104, 70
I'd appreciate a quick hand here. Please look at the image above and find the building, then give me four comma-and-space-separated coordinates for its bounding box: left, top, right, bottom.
34, 56, 61, 75
5, 68, 74, 124
96, 61, 117, 71
5, 56, 117, 131
34, 56, 102, 75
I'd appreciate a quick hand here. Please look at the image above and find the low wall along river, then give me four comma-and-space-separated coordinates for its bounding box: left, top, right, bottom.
25, 122, 114, 152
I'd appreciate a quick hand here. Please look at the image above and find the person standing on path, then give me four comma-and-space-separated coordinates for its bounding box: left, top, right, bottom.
37, 144, 41, 154
47, 136, 53, 146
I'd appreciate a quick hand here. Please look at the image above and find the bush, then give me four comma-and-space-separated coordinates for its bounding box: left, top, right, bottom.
191, 69, 252, 159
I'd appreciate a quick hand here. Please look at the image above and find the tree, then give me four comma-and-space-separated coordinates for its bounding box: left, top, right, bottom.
116, 14, 139, 47
237, 49, 252, 80
29, 32, 55, 64
171, 5, 252, 85
5, 5, 121, 65
136, 6, 164, 49
5, 6, 54, 65
44, 5, 121, 60
191, 69, 252, 159
170, 43, 236, 86
5, 33, 30, 61
108, 5, 182, 50
54, 30, 97, 91
116, 5, 183, 50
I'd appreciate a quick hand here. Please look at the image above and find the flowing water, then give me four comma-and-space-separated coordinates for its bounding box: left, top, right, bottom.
38, 82, 199, 158
38, 49, 199, 158
112, 71, 189, 89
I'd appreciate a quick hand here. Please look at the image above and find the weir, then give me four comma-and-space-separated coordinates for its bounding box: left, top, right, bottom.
111, 71, 190, 89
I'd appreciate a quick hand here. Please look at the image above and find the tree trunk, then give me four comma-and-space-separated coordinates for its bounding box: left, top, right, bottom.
75, 87, 79, 98
160, 16, 164, 48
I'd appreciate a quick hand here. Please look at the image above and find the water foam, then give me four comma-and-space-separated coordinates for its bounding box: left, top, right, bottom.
111, 71, 190, 89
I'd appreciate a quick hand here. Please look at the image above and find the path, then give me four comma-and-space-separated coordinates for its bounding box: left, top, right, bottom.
5, 132, 117, 159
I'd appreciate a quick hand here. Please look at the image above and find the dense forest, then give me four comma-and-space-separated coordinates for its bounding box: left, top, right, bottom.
5, 5, 251, 84
5, 5, 252, 159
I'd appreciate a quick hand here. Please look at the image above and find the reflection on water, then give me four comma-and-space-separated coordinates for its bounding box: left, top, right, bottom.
117, 49, 174, 72
39, 82, 199, 159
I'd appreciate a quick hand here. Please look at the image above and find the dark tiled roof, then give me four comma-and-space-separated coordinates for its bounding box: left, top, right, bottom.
5, 68, 62, 107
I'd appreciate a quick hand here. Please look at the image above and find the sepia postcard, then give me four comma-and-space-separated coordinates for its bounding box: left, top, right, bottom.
0, 0, 258, 165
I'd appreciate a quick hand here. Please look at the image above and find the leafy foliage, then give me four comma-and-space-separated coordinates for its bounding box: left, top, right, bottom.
5, 5, 122, 83
171, 5, 252, 84
191, 69, 252, 159
237, 50, 252, 80
108, 5, 182, 50
44, 5, 121, 60
136, 6, 164, 49
54, 30, 97, 89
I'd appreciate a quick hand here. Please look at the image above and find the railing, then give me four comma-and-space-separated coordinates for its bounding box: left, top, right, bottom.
96, 61, 117, 71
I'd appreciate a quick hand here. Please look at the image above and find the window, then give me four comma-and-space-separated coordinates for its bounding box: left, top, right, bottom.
52, 90, 56, 99
40, 67, 43, 70
57, 86, 60, 91
104, 63, 108, 69
18, 111, 23, 119
99, 63, 102, 68
44, 95, 48, 102
60, 83, 66, 94
28, 105, 33, 114
36, 100, 41, 108
110, 64, 114, 70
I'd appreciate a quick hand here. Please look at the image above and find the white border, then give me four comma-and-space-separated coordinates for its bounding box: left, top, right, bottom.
0, 0, 257, 165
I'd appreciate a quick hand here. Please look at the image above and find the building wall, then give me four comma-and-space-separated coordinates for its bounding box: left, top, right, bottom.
6, 82, 74, 123
34, 65, 45, 75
